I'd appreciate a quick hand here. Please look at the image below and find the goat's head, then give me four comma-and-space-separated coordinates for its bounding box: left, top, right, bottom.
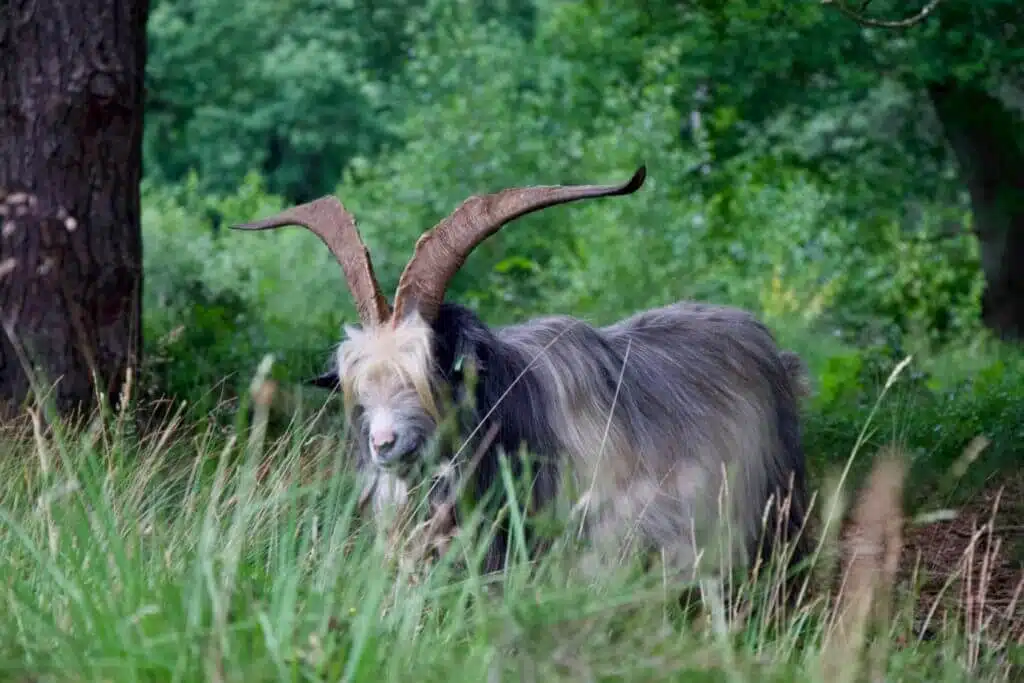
231, 167, 647, 471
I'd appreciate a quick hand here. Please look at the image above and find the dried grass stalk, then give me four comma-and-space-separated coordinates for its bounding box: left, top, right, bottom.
822, 444, 908, 683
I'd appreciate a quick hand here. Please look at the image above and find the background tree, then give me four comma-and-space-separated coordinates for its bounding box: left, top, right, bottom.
821, 0, 1024, 339
0, 0, 150, 419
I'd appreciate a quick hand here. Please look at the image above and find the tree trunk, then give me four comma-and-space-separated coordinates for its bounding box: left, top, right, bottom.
927, 80, 1024, 341
0, 0, 149, 421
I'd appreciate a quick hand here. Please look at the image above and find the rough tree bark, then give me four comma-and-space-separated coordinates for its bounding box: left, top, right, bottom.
0, 0, 149, 420
927, 80, 1024, 342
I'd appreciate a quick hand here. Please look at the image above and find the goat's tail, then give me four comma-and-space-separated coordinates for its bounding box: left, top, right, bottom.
765, 349, 815, 607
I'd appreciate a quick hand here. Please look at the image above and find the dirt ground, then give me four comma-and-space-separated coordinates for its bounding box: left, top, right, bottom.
896, 468, 1024, 646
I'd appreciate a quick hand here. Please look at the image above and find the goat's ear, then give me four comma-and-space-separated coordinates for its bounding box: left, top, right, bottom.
306, 370, 341, 391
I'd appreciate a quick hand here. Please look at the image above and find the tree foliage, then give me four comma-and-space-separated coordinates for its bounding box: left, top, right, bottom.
138, 0, 1022, 404
144, 0, 538, 201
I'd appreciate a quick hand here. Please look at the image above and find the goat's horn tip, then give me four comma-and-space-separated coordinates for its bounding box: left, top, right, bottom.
615, 165, 647, 195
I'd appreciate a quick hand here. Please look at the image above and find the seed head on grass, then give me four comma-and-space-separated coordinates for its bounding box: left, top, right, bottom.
822, 444, 908, 683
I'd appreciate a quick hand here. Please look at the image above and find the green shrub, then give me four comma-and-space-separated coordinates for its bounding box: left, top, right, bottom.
141, 172, 352, 408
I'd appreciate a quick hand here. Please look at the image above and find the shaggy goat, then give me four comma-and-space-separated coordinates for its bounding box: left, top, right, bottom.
232, 166, 812, 580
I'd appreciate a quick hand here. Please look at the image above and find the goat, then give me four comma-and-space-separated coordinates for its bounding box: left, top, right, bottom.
232, 165, 812, 582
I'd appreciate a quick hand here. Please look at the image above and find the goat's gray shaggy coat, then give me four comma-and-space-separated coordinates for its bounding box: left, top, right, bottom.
323, 299, 811, 579
231, 164, 812, 581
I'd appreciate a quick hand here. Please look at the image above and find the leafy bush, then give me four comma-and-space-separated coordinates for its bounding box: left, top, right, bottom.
141, 173, 352, 405
140, 109, 987, 409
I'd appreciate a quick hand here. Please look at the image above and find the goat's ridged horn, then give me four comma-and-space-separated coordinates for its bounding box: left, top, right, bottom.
230, 197, 392, 326
392, 165, 647, 324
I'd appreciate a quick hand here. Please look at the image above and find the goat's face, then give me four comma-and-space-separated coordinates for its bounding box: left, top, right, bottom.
335, 313, 445, 471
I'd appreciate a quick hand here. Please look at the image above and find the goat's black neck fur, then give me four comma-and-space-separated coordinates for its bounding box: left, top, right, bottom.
430, 302, 564, 572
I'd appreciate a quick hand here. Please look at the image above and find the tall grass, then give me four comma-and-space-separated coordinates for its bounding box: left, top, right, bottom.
0, 359, 1020, 682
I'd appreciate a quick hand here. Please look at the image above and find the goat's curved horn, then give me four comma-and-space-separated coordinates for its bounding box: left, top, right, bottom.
230, 197, 392, 326
392, 165, 647, 324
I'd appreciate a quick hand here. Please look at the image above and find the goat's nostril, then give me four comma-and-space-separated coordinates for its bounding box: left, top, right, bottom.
371, 429, 396, 452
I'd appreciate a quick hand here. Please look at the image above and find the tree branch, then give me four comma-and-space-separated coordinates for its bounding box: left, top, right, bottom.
822, 0, 943, 29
